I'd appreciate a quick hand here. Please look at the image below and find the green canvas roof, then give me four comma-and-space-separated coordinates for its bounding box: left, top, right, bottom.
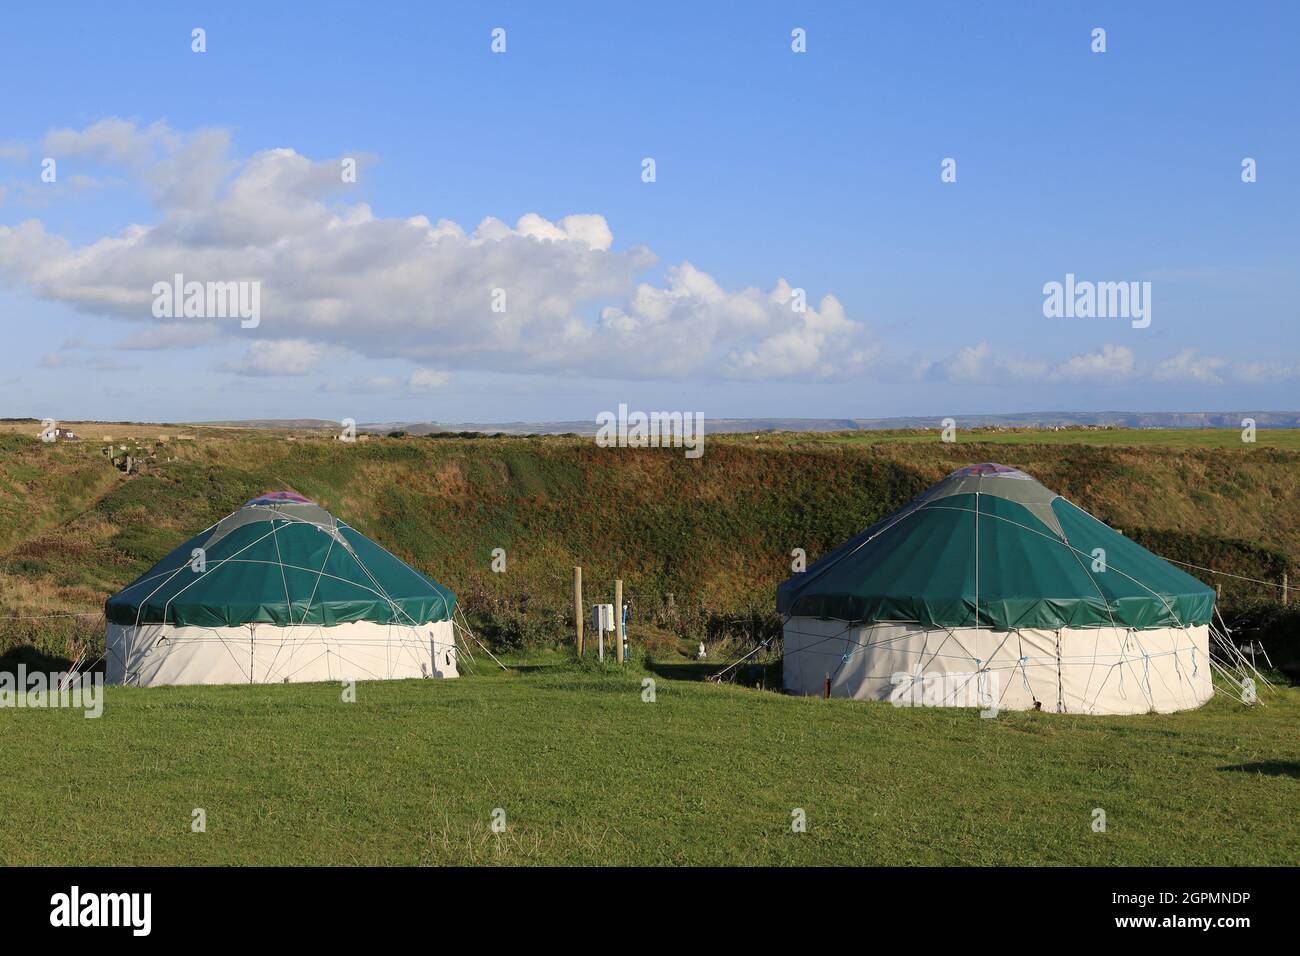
776, 463, 1214, 631
106, 493, 455, 628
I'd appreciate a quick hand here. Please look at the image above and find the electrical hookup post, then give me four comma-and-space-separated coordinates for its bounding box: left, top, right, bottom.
589, 600, 629, 661
579, 573, 629, 663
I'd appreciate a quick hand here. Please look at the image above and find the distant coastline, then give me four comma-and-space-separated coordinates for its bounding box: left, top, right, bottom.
183, 411, 1300, 435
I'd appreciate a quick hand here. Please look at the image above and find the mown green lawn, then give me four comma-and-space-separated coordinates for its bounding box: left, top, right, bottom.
2, 663, 1295, 866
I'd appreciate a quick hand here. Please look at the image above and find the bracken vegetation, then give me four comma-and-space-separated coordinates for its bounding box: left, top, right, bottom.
0, 426, 1297, 671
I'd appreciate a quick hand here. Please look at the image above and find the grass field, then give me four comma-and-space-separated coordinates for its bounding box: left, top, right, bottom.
2, 660, 1296, 866
0, 423, 1296, 866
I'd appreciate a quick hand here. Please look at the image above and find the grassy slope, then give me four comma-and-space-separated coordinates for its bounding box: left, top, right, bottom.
763, 428, 1300, 449
1, 664, 1295, 866
2, 429, 1297, 653
0, 435, 123, 555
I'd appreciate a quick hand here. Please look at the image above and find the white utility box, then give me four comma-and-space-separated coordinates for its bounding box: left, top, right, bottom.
590, 603, 615, 633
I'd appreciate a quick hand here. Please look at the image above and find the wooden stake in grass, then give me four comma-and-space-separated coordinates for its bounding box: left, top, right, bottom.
615, 578, 625, 665
1284, 572, 1289, 605
574, 566, 584, 656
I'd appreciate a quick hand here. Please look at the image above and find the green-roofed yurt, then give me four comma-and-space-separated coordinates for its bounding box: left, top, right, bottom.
777, 464, 1215, 714
105, 492, 458, 686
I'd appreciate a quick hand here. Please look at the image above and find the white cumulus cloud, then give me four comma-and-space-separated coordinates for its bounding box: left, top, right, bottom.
939, 343, 1138, 385
224, 339, 327, 376
409, 368, 450, 391
0, 119, 874, 383
1153, 349, 1227, 385
1055, 344, 1136, 382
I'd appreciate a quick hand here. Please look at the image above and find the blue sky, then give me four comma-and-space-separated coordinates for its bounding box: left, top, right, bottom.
0, 1, 1296, 424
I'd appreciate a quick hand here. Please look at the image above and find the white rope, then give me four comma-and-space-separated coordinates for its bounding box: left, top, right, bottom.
1155, 557, 1288, 591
